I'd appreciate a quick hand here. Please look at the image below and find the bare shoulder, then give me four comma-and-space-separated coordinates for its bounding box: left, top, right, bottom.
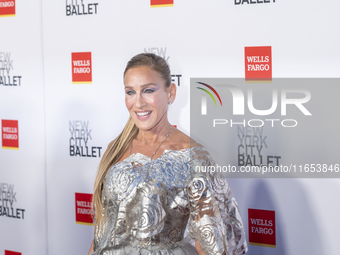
169, 127, 203, 150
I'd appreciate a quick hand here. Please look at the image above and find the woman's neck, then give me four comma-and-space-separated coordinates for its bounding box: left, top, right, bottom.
135, 121, 172, 145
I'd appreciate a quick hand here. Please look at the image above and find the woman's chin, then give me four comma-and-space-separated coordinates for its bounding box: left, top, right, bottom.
133, 119, 154, 130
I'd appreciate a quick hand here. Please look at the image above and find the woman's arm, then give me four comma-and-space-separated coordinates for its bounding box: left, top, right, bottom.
187, 147, 248, 254
195, 240, 207, 255
87, 240, 94, 255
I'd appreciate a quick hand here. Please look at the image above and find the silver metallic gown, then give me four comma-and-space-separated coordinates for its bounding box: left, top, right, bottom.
92, 146, 248, 255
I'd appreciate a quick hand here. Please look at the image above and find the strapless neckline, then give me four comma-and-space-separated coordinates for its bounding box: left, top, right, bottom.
117, 146, 205, 165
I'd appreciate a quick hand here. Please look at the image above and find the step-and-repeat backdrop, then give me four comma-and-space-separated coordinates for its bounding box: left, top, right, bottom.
1, 0, 339, 255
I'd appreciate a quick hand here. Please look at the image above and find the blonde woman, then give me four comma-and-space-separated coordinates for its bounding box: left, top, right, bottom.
88, 53, 248, 255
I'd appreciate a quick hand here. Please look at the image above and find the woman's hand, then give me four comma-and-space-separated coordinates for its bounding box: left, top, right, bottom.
87, 240, 94, 255
195, 240, 207, 255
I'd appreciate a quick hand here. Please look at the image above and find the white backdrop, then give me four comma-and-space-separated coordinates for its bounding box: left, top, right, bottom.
1, 0, 340, 254
0, 0, 47, 254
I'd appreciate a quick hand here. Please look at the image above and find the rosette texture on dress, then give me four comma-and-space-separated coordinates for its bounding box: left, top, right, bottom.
92, 146, 247, 255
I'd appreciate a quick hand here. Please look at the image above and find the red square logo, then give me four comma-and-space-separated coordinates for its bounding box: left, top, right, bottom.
0, 0, 15, 17
72, 52, 92, 84
2, 120, 19, 150
151, 0, 174, 8
248, 208, 276, 248
245, 46, 272, 82
5, 251, 21, 255
75, 193, 94, 225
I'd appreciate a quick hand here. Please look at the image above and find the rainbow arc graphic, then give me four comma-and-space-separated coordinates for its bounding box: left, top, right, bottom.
196, 82, 222, 115
196, 82, 222, 106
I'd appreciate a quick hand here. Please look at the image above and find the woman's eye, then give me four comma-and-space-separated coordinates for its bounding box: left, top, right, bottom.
144, 89, 154, 93
126, 90, 135, 95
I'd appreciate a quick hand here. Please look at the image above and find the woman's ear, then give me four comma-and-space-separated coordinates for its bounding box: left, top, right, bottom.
168, 83, 177, 104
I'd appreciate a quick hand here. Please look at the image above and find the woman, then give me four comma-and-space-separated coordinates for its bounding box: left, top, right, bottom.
88, 53, 248, 255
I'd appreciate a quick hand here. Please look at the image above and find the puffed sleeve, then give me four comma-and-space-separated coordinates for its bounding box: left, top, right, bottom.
186, 147, 248, 255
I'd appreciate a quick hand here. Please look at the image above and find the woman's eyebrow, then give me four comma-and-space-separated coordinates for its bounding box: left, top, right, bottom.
125, 83, 158, 89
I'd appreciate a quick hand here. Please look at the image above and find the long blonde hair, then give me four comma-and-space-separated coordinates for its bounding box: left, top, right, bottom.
92, 53, 171, 237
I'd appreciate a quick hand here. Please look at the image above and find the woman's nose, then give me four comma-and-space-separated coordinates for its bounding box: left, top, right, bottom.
135, 93, 146, 108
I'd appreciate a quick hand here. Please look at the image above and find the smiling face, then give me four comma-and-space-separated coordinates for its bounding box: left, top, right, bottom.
124, 66, 172, 131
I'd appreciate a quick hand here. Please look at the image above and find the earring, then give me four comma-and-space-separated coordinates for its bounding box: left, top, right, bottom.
168, 100, 172, 105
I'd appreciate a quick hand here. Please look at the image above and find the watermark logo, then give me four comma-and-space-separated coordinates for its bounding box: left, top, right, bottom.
196, 82, 312, 127
248, 208, 276, 248
196, 82, 223, 115
151, 0, 173, 8
191, 78, 337, 177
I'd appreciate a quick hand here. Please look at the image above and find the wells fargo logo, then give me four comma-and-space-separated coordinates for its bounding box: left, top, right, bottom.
5, 251, 21, 255
245, 46, 272, 82
151, 0, 173, 8
0, 0, 15, 17
248, 208, 276, 248
72, 52, 92, 84
75, 193, 93, 225
2, 120, 18, 150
